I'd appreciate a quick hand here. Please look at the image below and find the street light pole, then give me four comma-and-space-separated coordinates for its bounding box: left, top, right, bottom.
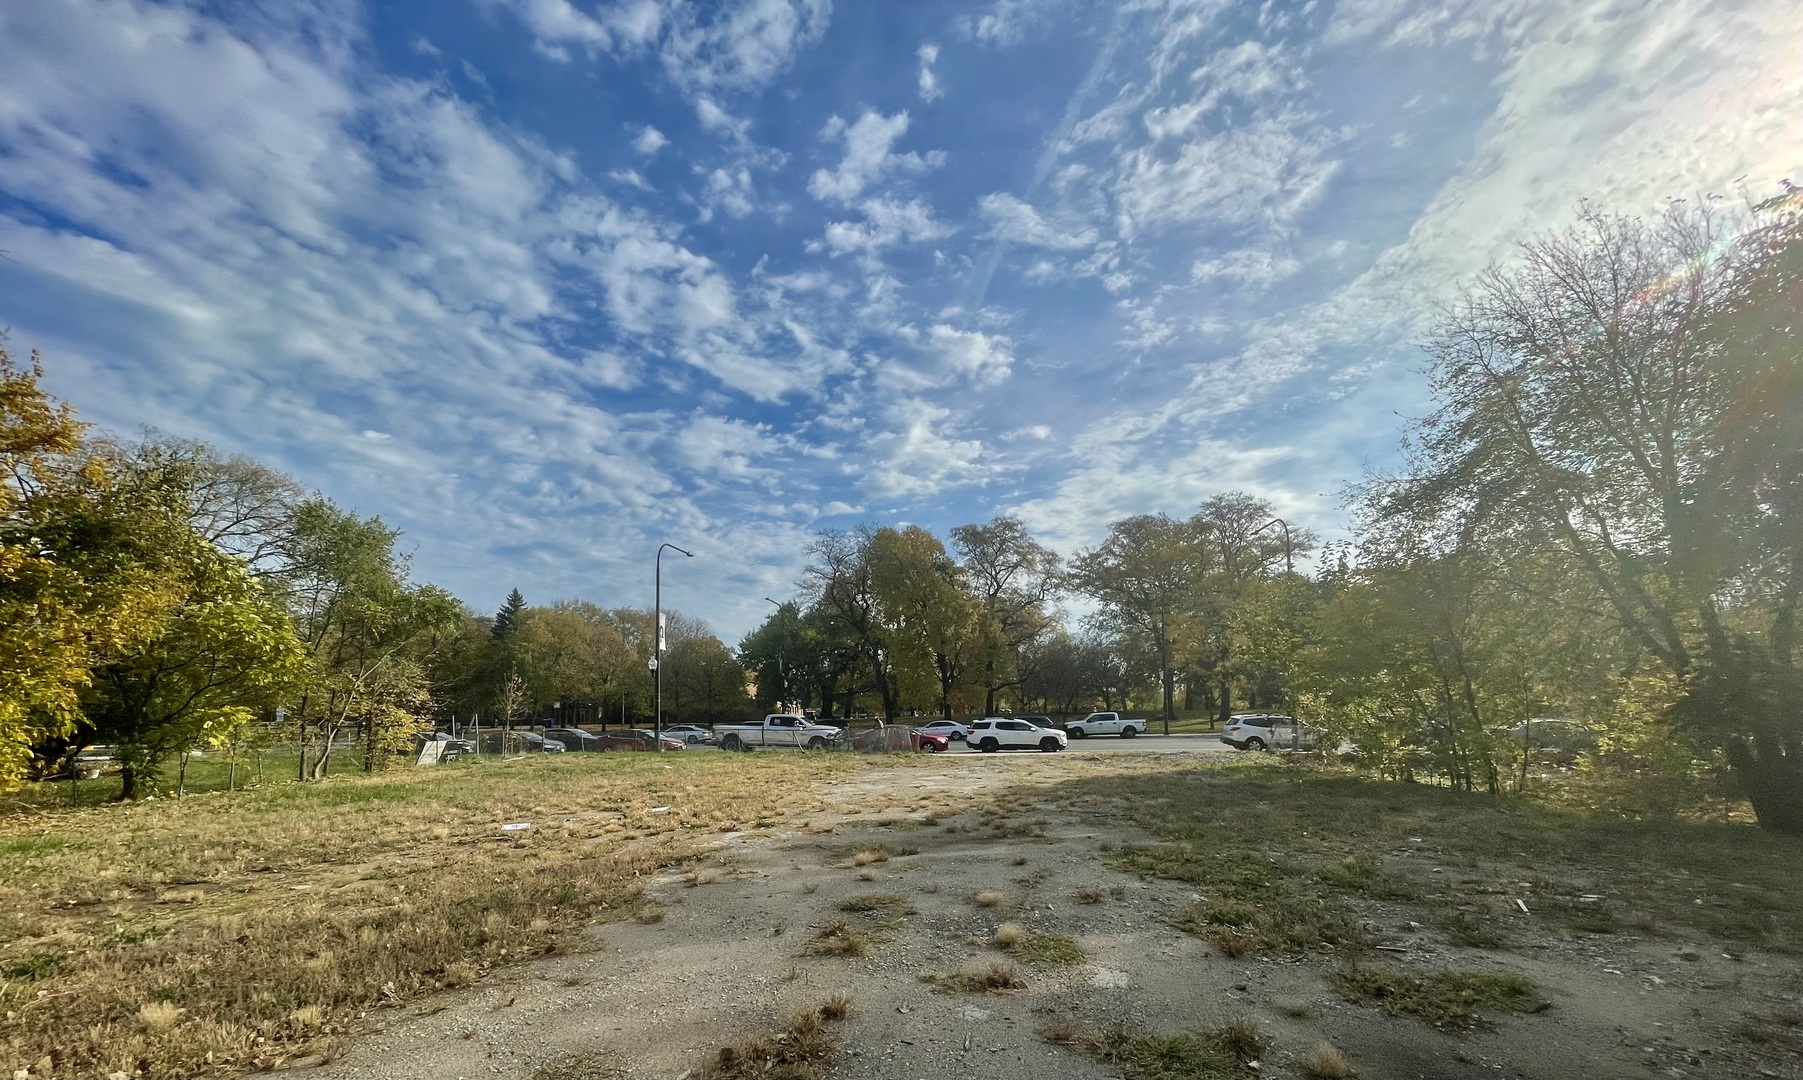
654, 542, 694, 751
764, 597, 785, 708
1250, 517, 1294, 573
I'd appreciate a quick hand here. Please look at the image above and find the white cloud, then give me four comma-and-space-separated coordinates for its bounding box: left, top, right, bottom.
660, 0, 831, 93
631, 124, 668, 154
1190, 248, 1300, 289
807, 110, 943, 203
817, 198, 953, 256
1115, 115, 1341, 238
977, 192, 1096, 249
926, 324, 1013, 385
491, 0, 665, 59
916, 42, 943, 102
864, 397, 991, 498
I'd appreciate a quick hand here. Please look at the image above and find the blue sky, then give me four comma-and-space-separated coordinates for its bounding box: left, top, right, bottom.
1, 0, 1798, 640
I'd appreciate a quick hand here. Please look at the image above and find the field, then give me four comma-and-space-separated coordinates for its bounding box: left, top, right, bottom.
4, 751, 1802, 1079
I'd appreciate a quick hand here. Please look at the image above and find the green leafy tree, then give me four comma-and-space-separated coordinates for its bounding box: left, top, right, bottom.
1368, 198, 1803, 827
871, 525, 979, 720
281, 500, 462, 778
1067, 514, 1205, 732
951, 517, 1061, 715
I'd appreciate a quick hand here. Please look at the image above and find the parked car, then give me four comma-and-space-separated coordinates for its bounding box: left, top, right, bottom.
1064, 711, 1146, 738
714, 714, 846, 751
595, 729, 686, 752
1506, 718, 1596, 753
1220, 714, 1325, 751
918, 720, 970, 742
968, 717, 1067, 753
544, 727, 603, 752
851, 725, 950, 753
663, 724, 716, 745
518, 731, 565, 752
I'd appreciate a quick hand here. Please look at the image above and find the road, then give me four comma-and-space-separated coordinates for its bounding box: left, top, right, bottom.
676, 732, 1239, 756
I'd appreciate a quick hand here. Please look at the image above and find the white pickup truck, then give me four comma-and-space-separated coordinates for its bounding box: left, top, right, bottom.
1064, 711, 1146, 738
716, 714, 847, 751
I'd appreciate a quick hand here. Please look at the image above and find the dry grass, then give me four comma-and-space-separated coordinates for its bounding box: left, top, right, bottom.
922, 961, 1027, 994
1298, 1042, 1356, 1079
973, 891, 1004, 908
1331, 966, 1542, 1031
836, 893, 911, 914
1075, 887, 1107, 905
0, 753, 864, 1078
994, 922, 1084, 965
699, 999, 849, 1080
1041, 1020, 1268, 1079
804, 920, 875, 958
850, 847, 889, 866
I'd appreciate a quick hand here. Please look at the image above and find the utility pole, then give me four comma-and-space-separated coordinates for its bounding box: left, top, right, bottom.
654, 542, 694, 750
1250, 517, 1294, 573
764, 597, 785, 708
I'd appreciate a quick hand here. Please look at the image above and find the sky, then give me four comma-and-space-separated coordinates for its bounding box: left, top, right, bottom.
0, 0, 1798, 641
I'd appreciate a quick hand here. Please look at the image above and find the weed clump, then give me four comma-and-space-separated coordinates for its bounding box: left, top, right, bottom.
1332, 966, 1542, 1030
922, 962, 1027, 994
995, 923, 1085, 965
1298, 1042, 1357, 1079
1041, 1019, 1268, 1079
805, 920, 876, 958
701, 999, 850, 1079
837, 893, 911, 914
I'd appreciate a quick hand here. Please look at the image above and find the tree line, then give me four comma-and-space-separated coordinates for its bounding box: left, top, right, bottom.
0, 359, 745, 797
3, 188, 1795, 828
753, 191, 1802, 832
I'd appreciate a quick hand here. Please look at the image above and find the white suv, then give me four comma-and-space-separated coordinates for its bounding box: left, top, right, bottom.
968, 718, 1067, 753
1220, 714, 1324, 751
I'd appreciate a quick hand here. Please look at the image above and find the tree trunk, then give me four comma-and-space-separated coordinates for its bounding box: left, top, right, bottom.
177, 751, 190, 798
118, 764, 139, 801
1726, 734, 1803, 832
1216, 678, 1232, 727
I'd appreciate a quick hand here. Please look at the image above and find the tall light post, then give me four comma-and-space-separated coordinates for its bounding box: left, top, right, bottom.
654, 542, 694, 750
764, 597, 786, 708
1249, 517, 1294, 573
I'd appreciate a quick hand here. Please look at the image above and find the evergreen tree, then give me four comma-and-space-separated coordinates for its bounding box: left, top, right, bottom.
492, 588, 525, 641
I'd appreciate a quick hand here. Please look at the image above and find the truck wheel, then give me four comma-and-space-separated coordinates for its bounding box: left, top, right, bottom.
1039, 737, 1061, 752
1245, 737, 1266, 751
720, 734, 742, 752
1069, 727, 1087, 738
1120, 726, 1138, 738
807, 736, 827, 750
978, 738, 999, 753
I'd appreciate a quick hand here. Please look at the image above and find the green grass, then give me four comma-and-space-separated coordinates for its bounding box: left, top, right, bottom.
999, 930, 1085, 965
1041, 1020, 1270, 1080
1331, 966, 1543, 1030
1055, 761, 1803, 957
921, 961, 1026, 994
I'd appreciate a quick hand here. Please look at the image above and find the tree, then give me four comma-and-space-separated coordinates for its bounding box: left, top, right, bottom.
664, 635, 749, 723
952, 517, 1061, 714
801, 528, 902, 720
1370, 197, 1803, 828
871, 525, 979, 720
1183, 493, 1317, 722
0, 346, 101, 786
492, 588, 526, 641
1067, 514, 1204, 732
281, 500, 462, 778
513, 601, 631, 712
85, 546, 306, 798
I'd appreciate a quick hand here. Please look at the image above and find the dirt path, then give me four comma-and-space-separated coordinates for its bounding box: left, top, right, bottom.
313, 754, 1802, 1080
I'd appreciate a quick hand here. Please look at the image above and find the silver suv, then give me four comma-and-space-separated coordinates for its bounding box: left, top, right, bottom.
1220, 713, 1324, 751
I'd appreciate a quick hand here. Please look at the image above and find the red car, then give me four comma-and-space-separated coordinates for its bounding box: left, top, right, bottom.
851, 726, 949, 753
595, 729, 686, 752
